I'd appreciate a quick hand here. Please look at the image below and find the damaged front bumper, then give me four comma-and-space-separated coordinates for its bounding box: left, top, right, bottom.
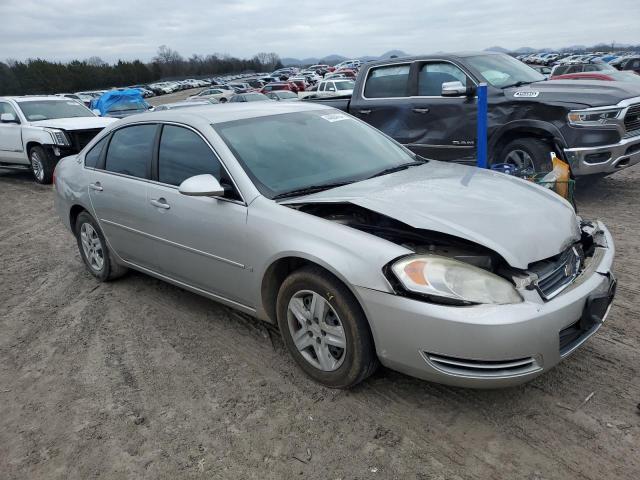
355, 221, 615, 388
564, 134, 640, 176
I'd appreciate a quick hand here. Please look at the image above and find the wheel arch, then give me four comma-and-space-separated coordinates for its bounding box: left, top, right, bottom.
490, 121, 568, 162
69, 204, 88, 232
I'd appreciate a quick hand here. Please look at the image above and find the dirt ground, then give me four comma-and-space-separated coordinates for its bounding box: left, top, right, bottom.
1, 164, 639, 480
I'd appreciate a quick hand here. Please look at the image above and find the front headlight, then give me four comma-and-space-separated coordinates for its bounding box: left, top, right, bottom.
567, 107, 622, 127
47, 129, 70, 146
391, 255, 522, 305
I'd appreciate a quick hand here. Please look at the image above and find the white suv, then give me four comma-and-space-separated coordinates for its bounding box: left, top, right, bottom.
0, 96, 115, 183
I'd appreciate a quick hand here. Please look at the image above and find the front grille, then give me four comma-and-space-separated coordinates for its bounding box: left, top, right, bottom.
65, 129, 103, 152
623, 128, 640, 140
624, 104, 640, 133
424, 353, 540, 377
529, 247, 582, 300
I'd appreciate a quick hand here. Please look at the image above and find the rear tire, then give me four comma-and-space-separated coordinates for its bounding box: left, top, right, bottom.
276, 266, 378, 388
219, 97, 227, 103
29, 146, 55, 184
498, 137, 554, 173
75, 212, 128, 281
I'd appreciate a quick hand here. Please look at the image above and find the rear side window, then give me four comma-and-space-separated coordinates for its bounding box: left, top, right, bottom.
104, 124, 156, 178
418, 62, 468, 96
84, 136, 108, 168
158, 125, 221, 186
364, 64, 410, 98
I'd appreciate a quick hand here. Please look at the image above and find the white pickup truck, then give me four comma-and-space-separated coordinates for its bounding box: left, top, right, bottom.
0, 96, 116, 184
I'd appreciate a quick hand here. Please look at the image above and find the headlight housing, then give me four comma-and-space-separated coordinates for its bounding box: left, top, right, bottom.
391, 255, 522, 305
47, 129, 70, 147
567, 107, 622, 127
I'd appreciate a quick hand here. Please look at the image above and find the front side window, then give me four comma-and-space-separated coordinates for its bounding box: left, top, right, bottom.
158, 125, 221, 186
84, 136, 108, 168
104, 124, 156, 178
214, 110, 417, 199
364, 64, 410, 98
418, 62, 469, 96
0, 101, 19, 119
466, 54, 544, 88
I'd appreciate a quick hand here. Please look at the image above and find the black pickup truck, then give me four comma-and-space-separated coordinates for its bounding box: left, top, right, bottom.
306, 52, 640, 177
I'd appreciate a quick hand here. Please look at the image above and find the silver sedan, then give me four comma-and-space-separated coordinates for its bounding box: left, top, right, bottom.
53, 103, 616, 388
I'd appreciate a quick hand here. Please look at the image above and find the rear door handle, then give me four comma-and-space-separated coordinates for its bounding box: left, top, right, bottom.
150, 198, 170, 210
89, 182, 103, 191
359, 109, 372, 115
412, 107, 430, 114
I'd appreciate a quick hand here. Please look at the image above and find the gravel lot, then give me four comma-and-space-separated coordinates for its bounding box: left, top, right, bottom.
1, 162, 639, 479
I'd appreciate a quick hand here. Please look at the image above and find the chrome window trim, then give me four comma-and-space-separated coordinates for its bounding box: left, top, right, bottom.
361, 59, 479, 101
82, 120, 247, 206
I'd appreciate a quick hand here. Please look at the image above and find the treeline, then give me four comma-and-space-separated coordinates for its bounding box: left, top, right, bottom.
0, 46, 283, 96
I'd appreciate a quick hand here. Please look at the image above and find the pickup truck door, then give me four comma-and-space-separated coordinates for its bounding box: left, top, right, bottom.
402, 60, 477, 162
350, 62, 419, 146
0, 101, 25, 163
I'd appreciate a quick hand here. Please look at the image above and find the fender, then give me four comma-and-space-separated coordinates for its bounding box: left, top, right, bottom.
489, 119, 569, 158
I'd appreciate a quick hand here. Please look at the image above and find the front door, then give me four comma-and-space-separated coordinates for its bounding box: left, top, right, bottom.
0, 101, 25, 163
404, 61, 477, 162
144, 124, 251, 305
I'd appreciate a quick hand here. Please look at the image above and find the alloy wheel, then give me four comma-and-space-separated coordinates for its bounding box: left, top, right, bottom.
504, 149, 534, 170
30, 151, 44, 182
287, 290, 347, 371
80, 223, 104, 271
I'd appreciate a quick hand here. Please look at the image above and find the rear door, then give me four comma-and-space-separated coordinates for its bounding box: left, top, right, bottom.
403, 60, 477, 161
350, 62, 415, 145
144, 124, 251, 304
86, 123, 159, 269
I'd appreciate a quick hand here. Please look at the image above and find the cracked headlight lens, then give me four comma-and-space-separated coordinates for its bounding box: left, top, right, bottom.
392, 255, 522, 305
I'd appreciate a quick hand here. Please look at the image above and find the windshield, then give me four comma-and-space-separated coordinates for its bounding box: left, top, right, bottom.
214, 110, 417, 199
466, 54, 545, 88
335, 81, 355, 90
17, 100, 94, 121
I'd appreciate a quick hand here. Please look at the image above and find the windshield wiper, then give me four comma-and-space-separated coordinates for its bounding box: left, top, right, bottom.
272, 181, 353, 200
501, 80, 535, 89
367, 159, 427, 179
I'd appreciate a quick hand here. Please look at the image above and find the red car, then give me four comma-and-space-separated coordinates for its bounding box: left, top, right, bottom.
335, 68, 356, 78
260, 82, 299, 94
551, 71, 640, 83
289, 79, 307, 92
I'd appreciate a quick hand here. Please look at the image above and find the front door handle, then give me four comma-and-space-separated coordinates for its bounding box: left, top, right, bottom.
150, 198, 170, 210
359, 109, 372, 115
89, 182, 103, 191
412, 107, 430, 114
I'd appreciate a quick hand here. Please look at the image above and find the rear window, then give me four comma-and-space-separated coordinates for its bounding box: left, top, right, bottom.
104, 124, 156, 179
364, 64, 410, 98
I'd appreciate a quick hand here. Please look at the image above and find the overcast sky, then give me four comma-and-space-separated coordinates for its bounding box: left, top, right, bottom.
0, 0, 637, 63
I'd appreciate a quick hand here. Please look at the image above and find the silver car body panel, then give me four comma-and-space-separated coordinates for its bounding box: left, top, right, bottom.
53, 102, 616, 387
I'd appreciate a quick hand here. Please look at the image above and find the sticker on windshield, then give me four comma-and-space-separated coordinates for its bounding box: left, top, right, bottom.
514, 90, 540, 98
321, 113, 350, 123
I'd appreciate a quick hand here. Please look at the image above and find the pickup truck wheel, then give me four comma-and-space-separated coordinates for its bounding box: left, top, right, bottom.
74, 212, 128, 281
276, 266, 378, 388
499, 138, 554, 173
29, 146, 55, 184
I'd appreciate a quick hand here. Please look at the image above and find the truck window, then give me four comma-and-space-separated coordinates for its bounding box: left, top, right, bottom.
418, 63, 468, 96
364, 64, 410, 98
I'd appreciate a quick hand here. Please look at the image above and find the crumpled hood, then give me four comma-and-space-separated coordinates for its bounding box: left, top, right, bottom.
505, 80, 640, 108
285, 161, 580, 269
29, 116, 116, 131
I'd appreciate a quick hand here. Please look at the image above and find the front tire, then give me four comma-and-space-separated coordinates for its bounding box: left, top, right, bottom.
276, 266, 378, 388
29, 146, 55, 184
498, 137, 554, 173
75, 212, 128, 281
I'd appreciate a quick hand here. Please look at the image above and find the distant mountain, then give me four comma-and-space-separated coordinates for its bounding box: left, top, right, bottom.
484, 46, 510, 53
281, 50, 409, 66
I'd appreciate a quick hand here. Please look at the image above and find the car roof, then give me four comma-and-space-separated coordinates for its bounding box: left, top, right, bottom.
363, 51, 504, 68
115, 101, 332, 126
0, 95, 69, 102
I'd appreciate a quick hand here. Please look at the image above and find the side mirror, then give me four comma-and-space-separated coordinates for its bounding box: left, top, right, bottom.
178, 174, 225, 197
0, 113, 18, 123
441, 81, 469, 97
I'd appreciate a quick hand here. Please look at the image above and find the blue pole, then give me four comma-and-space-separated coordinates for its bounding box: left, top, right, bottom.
476, 83, 488, 168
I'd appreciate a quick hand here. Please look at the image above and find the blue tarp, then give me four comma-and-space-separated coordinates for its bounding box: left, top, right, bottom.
90, 89, 147, 116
